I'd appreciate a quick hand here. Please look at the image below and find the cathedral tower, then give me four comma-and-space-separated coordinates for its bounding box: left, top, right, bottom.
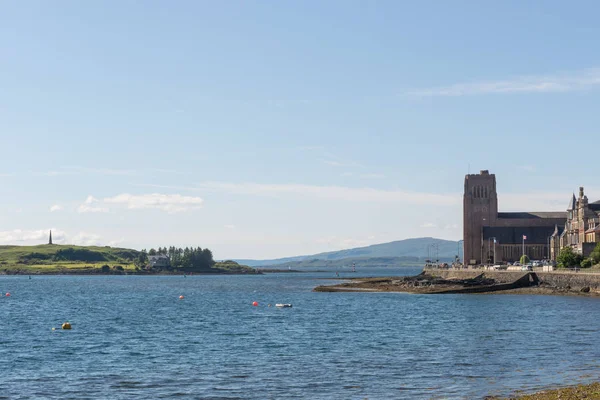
463, 170, 498, 264
49, 230, 52, 245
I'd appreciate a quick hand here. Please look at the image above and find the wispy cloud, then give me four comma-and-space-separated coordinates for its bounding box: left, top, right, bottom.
103, 193, 203, 213
406, 67, 600, 97
77, 196, 109, 213
359, 173, 385, 179
136, 181, 600, 214
50, 204, 63, 212
323, 160, 363, 168
224, 224, 236, 230
70, 232, 105, 246
421, 222, 437, 228
43, 166, 137, 177
194, 181, 460, 206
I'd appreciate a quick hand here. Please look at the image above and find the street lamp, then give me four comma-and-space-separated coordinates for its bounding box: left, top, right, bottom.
490, 237, 497, 265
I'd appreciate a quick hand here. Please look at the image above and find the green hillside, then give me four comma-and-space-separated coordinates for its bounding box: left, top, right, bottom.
0, 244, 139, 265
235, 237, 460, 267
0, 244, 257, 275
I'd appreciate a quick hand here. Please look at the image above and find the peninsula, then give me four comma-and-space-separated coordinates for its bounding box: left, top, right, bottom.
0, 241, 258, 275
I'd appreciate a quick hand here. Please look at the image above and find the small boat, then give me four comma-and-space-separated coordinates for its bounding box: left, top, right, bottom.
275, 303, 292, 308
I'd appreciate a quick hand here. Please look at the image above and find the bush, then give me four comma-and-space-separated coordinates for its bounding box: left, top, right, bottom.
100, 264, 110, 273
557, 247, 584, 268
114, 265, 124, 271
581, 258, 592, 268
590, 243, 600, 265
520, 255, 530, 265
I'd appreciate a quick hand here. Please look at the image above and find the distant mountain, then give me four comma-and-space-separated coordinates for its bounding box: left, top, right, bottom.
233, 237, 459, 267
255, 256, 421, 269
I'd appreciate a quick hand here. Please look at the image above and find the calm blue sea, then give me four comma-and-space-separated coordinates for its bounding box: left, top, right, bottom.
1, 266, 600, 399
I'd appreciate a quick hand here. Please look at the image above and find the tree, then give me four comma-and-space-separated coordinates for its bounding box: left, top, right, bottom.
581, 258, 592, 268
589, 242, 600, 265
101, 264, 110, 273
148, 248, 157, 256
520, 255, 530, 265
134, 249, 148, 269
557, 247, 583, 268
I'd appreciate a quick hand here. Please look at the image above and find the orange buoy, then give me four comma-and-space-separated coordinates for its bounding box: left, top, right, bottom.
179, 295, 184, 300
252, 301, 258, 306
62, 322, 72, 330
5, 293, 10, 297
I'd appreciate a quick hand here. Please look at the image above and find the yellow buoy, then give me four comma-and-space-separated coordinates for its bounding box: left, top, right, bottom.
62, 322, 72, 330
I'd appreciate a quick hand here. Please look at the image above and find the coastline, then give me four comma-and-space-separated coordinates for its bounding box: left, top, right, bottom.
313, 269, 600, 297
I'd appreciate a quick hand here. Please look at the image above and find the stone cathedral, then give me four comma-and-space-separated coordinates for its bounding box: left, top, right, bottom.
462, 170, 600, 265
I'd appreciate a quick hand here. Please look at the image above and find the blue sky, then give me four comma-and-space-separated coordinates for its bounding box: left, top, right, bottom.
1, 1, 599, 259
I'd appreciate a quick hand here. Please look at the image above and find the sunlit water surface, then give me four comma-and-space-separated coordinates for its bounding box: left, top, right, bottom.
1, 267, 600, 399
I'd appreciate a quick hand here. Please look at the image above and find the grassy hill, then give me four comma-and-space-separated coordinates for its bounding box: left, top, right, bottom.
0, 244, 140, 265
235, 237, 459, 267
0, 244, 257, 275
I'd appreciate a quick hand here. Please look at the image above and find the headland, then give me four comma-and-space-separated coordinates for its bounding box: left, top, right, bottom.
0, 244, 259, 275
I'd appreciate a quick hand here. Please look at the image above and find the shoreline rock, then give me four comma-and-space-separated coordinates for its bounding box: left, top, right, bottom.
313, 270, 600, 297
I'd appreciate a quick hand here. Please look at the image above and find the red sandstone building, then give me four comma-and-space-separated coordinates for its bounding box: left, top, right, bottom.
463, 170, 600, 265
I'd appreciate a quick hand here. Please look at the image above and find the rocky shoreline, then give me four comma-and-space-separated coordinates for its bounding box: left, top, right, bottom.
489, 381, 600, 399
313, 270, 600, 296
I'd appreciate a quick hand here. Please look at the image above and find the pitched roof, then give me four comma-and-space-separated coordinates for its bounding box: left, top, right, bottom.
497, 211, 567, 219
585, 225, 600, 234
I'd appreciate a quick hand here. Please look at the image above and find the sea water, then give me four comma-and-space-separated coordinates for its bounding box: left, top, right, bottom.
1, 267, 599, 399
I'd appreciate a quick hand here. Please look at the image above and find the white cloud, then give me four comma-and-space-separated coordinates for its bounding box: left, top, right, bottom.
0, 229, 66, 244
421, 222, 437, 228
108, 239, 125, 247
406, 67, 600, 97
50, 204, 63, 212
77, 195, 109, 213
70, 232, 103, 246
0, 229, 113, 247
103, 193, 203, 213
224, 224, 236, 230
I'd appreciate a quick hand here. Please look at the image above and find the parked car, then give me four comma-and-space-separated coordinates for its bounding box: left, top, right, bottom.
521, 265, 533, 271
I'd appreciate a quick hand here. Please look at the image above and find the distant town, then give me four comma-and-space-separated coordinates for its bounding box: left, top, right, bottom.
461, 170, 600, 270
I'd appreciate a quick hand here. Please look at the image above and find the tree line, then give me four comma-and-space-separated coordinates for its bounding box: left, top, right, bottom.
134, 246, 215, 271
